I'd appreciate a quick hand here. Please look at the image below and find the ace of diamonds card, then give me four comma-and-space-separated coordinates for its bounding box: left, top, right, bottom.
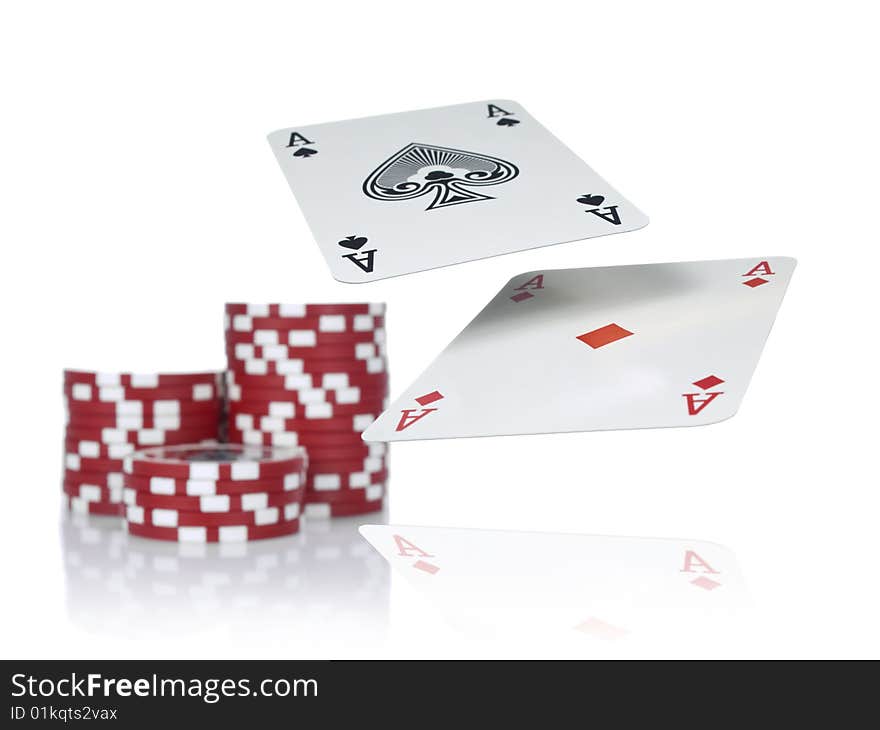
363, 256, 796, 441
268, 100, 648, 282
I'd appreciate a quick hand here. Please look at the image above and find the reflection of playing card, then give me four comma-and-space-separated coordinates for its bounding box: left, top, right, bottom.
363, 257, 795, 442
360, 525, 745, 641
268, 100, 648, 283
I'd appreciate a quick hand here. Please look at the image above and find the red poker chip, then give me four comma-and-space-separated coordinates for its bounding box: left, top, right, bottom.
230, 399, 385, 423
302, 500, 383, 518
64, 453, 126, 473
64, 382, 221, 404
228, 387, 388, 406
305, 484, 385, 504
307, 455, 387, 474
64, 425, 220, 446
226, 429, 374, 449
226, 357, 387, 378
224, 329, 384, 347
65, 438, 215, 461
66, 412, 221, 431
66, 496, 125, 517
225, 303, 385, 318
64, 370, 221, 388
63, 469, 124, 488
124, 442, 308, 481
305, 469, 388, 490
226, 314, 385, 333
226, 341, 385, 362
123, 470, 304, 496
125, 518, 301, 543
65, 398, 221, 417
226, 371, 388, 392
125, 503, 301, 528
122, 487, 303, 512
63, 481, 119, 501
227, 413, 376, 436
65, 439, 143, 460
298, 444, 385, 461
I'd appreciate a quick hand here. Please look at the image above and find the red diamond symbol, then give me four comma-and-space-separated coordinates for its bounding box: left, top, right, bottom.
413, 560, 439, 575
743, 277, 768, 288
576, 323, 633, 349
691, 576, 722, 591
510, 291, 534, 303
415, 391, 443, 407
693, 375, 724, 390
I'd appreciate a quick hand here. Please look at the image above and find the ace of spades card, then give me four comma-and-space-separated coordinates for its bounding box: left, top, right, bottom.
268, 100, 648, 282
362, 257, 796, 442
359, 525, 746, 643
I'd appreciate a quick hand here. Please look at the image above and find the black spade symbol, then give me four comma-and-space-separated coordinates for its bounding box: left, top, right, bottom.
425, 170, 454, 181
577, 194, 605, 207
497, 118, 520, 127
338, 235, 368, 250
293, 147, 318, 158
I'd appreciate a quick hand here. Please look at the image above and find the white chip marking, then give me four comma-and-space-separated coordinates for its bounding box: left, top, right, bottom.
313, 474, 341, 491
231, 461, 259, 480
201, 494, 231, 512
287, 330, 316, 347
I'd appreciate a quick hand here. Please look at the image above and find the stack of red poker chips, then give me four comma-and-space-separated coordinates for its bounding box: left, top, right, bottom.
122, 443, 308, 542
224, 303, 389, 518
63, 370, 224, 517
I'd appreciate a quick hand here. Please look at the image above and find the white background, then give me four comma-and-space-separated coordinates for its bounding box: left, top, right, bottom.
1, 1, 877, 659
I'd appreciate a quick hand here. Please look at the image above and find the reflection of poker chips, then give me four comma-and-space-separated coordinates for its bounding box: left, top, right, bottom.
123, 471, 304, 497
122, 487, 304, 512
226, 313, 385, 333
126, 519, 302, 543
126, 502, 302, 528
66, 495, 125, 517
227, 341, 386, 363
225, 303, 386, 318
226, 356, 387, 378
124, 442, 308, 481
303, 501, 383, 519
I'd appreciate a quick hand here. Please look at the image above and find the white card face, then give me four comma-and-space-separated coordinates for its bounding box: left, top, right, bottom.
268, 100, 648, 283
363, 257, 796, 441
360, 525, 745, 642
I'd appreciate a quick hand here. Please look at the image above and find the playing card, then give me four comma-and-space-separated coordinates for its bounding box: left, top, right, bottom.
362, 257, 796, 441
268, 100, 648, 282
360, 525, 745, 642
